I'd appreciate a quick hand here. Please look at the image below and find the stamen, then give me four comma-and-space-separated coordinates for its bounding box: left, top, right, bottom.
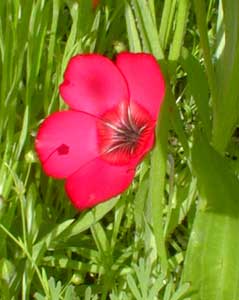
127, 106, 138, 132
103, 121, 125, 134
138, 124, 147, 133
105, 141, 134, 154
119, 116, 132, 132
97, 101, 154, 165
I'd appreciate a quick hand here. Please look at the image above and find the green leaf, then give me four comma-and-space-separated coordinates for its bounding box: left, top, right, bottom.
125, 2, 142, 52
181, 49, 211, 137
181, 131, 239, 300
33, 219, 74, 263
170, 282, 190, 300
193, 0, 217, 119
129, 0, 164, 59
148, 92, 170, 273
159, 0, 177, 50
63, 198, 118, 238
127, 273, 142, 300
213, 0, 239, 151
168, 0, 190, 62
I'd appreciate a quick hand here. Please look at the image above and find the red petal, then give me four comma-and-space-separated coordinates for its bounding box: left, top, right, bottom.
92, 0, 99, 9
65, 158, 135, 210
116, 52, 165, 120
60, 54, 129, 117
35, 111, 98, 178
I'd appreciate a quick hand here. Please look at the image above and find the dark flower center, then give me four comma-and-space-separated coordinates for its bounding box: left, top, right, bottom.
97, 100, 155, 165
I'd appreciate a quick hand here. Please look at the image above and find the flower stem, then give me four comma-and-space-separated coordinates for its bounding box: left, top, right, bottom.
193, 0, 218, 132
168, 0, 190, 62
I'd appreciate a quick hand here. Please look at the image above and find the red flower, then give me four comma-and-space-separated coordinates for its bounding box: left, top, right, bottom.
35, 53, 165, 210
92, 0, 100, 9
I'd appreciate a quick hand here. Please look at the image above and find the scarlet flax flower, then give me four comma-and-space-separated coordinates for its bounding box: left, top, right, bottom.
92, 0, 100, 9
35, 52, 165, 210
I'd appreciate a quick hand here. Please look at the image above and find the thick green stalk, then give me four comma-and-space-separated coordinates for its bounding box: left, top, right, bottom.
149, 94, 170, 274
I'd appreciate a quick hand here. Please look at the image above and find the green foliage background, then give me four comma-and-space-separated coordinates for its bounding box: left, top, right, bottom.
0, 0, 239, 299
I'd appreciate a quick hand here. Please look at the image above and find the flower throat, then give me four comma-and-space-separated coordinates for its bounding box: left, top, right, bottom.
97, 100, 155, 165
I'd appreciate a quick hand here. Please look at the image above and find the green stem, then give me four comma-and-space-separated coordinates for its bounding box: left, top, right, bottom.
193, 0, 218, 124
43, 0, 60, 114
149, 92, 170, 274
0, 224, 49, 297
169, 0, 190, 62
159, 0, 177, 50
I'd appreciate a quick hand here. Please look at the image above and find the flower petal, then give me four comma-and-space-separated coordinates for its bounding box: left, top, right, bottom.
60, 54, 129, 117
116, 52, 165, 120
35, 111, 98, 178
65, 158, 135, 210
